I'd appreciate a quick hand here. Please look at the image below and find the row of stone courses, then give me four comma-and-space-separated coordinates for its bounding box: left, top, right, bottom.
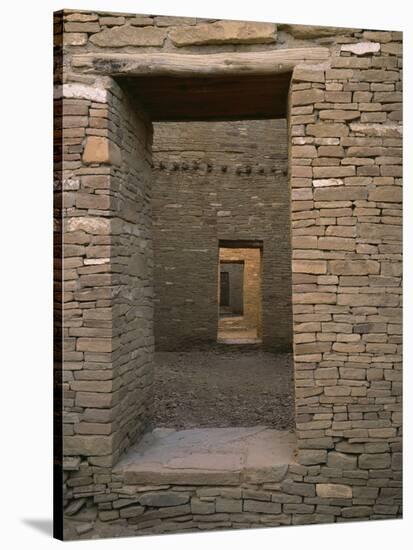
289, 33, 402, 498
55, 9, 402, 538
63, 459, 402, 537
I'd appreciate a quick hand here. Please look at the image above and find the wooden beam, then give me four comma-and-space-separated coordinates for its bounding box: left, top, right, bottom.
72, 48, 329, 77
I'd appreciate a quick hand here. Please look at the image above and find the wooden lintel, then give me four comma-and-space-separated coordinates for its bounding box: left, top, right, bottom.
72, 48, 329, 77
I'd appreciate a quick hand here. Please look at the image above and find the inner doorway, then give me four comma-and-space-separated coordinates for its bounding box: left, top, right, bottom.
218, 244, 262, 344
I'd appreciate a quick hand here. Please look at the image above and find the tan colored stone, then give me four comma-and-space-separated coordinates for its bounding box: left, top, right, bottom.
63, 32, 88, 46
324, 91, 352, 103
293, 68, 325, 83
313, 178, 343, 188
292, 145, 317, 158
369, 186, 402, 202
279, 24, 359, 39
316, 483, 352, 498
319, 110, 360, 121
60, 83, 108, 103
65, 22, 100, 33
293, 293, 336, 304
329, 259, 380, 275
66, 13, 98, 22
313, 166, 355, 178
169, 21, 277, 47
350, 123, 402, 137
318, 237, 355, 250
89, 25, 166, 47
358, 222, 401, 240
292, 260, 327, 274
64, 434, 114, 456
99, 16, 126, 26
314, 186, 367, 201
155, 16, 197, 27
75, 392, 113, 409
76, 193, 111, 210
129, 16, 154, 26
307, 123, 349, 137
292, 89, 324, 106
82, 136, 121, 165
363, 31, 392, 43
76, 338, 115, 353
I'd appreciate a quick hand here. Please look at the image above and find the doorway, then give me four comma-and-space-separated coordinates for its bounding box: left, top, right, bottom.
218, 244, 262, 344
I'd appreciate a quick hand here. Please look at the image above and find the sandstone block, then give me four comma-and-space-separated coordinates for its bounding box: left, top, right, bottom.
99, 16, 126, 26
63, 32, 88, 46
314, 186, 367, 201
76, 338, 114, 353
313, 178, 343, 188
318, 237, 355, 251
64, 434, 113, 456
119, 505, 145, 519
216, 498, 242, 513
369, 186, 402, 202
138, 492, 189, 507
358, 222, 401, 240
316, 483, 352, 498
350, 123, 402, 137
359, 453, 391, 469
75, 392, 113, 408
280, 480, 315, 497
297, 449, 327, 465
279, 24, 359, 39
313, 166, 355, 178
341, 506, 372, 518
292, 89, 324, 106
317, 145, 345, 157
66, 216, 110, 234
243, 500, 281, 514
170, 21, 277, 47
341, 42, 380, 56
293, 292, 336, 304
307, 123, 349, 138
89, 25, 166, 46
65, 22, 100, 33
190, 498, 215, 514
293, 68, 325, 83
60, 83, 107, 104
292, 145, 317, 158
329, 259, 379, 276
292, 260, 327, 274
82, 136, 121, 165
319, 110, 360, 121
327, 452, 357, 470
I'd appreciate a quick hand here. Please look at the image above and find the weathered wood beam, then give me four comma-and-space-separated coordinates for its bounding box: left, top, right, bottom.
72, 48, 329, 77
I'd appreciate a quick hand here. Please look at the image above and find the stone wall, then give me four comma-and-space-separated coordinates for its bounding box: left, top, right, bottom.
152, 120, 291, 350
55, 8, 403, 539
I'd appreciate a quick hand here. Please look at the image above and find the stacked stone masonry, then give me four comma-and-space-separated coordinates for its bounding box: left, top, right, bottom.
54, 9, 402, 539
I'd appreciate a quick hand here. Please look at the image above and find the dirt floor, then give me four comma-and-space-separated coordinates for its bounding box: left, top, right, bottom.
153, 350, 294, 431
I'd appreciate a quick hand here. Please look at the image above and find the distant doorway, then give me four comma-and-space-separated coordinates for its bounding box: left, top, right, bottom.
217, 242, 262, 344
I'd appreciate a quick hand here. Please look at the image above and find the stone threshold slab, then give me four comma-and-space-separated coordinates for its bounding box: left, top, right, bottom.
114, 427, 296, 486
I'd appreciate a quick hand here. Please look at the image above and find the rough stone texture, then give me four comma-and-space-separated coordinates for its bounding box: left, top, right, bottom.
278, 24, 360, 39
89, 25, 166, 47
169, 20, 277, 47
55, 9, 403, 540
82, 136, 121, 165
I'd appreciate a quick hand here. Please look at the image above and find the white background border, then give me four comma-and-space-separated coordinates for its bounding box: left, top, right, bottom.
0, 1, 410, 548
